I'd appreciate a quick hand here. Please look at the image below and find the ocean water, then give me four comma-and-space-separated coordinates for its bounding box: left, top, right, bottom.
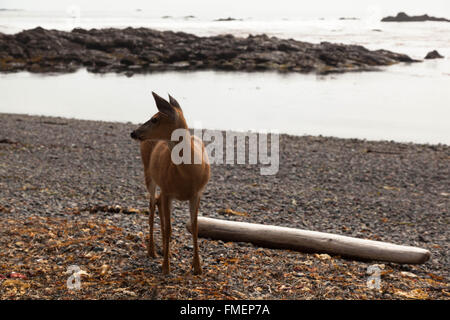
0, 9, 449, 144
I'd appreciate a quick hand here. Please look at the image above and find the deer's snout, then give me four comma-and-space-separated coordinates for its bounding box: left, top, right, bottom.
130, 130, 139, 140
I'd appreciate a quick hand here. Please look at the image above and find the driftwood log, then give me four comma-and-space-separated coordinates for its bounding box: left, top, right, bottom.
187, 217, 431, 264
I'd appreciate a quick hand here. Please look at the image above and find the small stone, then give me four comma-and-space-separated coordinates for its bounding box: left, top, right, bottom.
400, 271, 418, 278
424, 50, 444, 59
172, 61, 190, 68
100, 264, 110, 276
315, 253, 331, 260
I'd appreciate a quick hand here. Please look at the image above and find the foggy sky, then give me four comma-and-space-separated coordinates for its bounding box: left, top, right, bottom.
1, 0, 449, 19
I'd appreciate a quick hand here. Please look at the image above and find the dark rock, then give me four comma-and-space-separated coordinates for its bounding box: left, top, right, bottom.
120, 56, 136, 65
382, 12, 450, 22
0, 27, 420, 74
214, 17, 243, 22
424, 50, 444, 59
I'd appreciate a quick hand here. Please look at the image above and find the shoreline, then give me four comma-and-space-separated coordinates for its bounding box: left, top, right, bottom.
0, 26, 419, 76
2, 112, 448, 147
0, 113, 448, 299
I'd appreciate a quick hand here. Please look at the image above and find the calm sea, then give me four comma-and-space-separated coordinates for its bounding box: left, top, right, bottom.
1, 9, 449, 144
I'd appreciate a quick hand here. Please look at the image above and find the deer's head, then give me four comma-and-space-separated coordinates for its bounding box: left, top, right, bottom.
130, 92, 187, 141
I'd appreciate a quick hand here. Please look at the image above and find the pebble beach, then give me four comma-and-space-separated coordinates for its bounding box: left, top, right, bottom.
0, 113, 448, 299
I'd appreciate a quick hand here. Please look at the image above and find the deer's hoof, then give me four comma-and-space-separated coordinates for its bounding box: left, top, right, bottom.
192, 263, 202, 275
147, 242, 157, 258
147, 249, 157, 258
162, 266, 170, 275
193, 268, 202, 275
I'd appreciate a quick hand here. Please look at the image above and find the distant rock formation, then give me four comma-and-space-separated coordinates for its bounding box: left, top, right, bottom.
214, 17, 243, 22
424, 50, 444, 59
381, 12, 450, 22
0, 27, 419, 75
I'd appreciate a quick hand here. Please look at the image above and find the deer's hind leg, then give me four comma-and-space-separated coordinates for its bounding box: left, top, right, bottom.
189, 194, 202, 275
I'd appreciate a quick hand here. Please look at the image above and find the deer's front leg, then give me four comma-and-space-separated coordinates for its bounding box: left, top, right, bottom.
147, 194, 157, 258
161, 194, 172, 275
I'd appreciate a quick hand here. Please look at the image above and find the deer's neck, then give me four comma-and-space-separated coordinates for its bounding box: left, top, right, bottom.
167, 128, 191, 153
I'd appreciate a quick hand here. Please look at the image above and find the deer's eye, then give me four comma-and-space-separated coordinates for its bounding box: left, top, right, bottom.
150, 117, 158, 124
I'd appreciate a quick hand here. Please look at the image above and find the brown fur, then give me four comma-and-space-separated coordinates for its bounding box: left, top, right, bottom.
131, 92, 210, 275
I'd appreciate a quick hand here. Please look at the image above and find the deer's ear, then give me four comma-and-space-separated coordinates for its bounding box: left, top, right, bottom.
168, 94, 182, 110
152, 91, 176, 121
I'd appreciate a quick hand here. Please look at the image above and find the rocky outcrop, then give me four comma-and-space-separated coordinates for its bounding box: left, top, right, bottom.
214, 17, 243, 22
381, 12, 450, 22
0, 26, 419, 75
424, 50, 444, 59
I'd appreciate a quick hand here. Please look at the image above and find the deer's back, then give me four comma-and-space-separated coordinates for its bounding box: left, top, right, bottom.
147, 137, 210, 200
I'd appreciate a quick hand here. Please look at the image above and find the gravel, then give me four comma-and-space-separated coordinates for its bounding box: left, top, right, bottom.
0, 113, 448, 299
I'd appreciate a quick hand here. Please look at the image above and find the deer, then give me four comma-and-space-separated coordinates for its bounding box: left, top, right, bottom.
130, 92, 210, 275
